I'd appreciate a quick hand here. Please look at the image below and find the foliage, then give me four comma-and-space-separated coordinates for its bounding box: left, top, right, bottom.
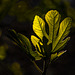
0, 0, 18, 22
0, 31, 8, 60
9, 0, 63, 22
8, 10, 72, 75
10, 62, 23, 75
0, 45, 8, 60
64, 1, 75, 32
8, 0, 75, 32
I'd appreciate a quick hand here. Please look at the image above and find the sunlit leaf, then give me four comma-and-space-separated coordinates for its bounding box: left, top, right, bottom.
9, 10, 71, 62
32, 10, 71, 58
51, 53, 57, 61
45, 10, 61, 45
52, 17, 72, 52
51, 50, 67, 61
33, 15, 48, 40
31, 35, 43, 56
57, 50, 67, 57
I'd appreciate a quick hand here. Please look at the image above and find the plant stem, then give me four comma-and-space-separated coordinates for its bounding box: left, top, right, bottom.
42, 59, 50, 75
32, 60, 43, 73
42, 60, 47, 75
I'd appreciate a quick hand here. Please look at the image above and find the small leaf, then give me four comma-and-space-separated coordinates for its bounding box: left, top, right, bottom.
31, 35, 40, 47
57, 50, 67, 57
30, 51, 42, 60
31, 35, 43, 56
51, 53, 57, 61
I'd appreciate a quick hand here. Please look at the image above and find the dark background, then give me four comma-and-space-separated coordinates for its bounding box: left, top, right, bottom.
0, 0, 75, 75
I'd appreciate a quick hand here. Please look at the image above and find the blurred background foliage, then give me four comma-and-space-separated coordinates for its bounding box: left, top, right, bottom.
0, 0, 18, 22
0, 45, 8, 60
0, 0, 75, 75
0, 30, 8, 60
8, 0, 75, 32
10, 62, 23, 75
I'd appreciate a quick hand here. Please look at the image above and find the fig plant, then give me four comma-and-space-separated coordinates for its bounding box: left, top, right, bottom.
8, 10, 72, 75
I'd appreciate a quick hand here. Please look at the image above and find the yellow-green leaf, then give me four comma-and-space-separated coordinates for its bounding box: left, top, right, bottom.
51, 53, 57, 61
45, 10, 61, 45
57, 50, 67, 57
18, 33, 41, 60
18, 33, 32, 53
33, 15, 48, 40
31, 35, 43, 56
30, 51, 42, 60
52, 17, 72, 52
51, 50, 67, 61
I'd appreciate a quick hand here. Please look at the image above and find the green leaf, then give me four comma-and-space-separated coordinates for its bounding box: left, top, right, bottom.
9, 10, 72, 62
31, 35, 40, 47
8, 30, 29, 52
51, 50, 67, 62
18, 33, 32, 53
33, 15, 48, 40
57, 50, 67, 57
45, 10, 61, 45
51, 53, 57, 61
30, 51, 42, 60
52, 17, 72, 52
18, 34, 42, 60
53, 37, 70, 52
45, 10, 71, 52
9, 30, 42, 60
31, 35, 43, 56
31, 10, 71, 58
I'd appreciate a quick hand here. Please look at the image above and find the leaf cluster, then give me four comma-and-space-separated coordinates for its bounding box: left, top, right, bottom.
8, 10, 72, 62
